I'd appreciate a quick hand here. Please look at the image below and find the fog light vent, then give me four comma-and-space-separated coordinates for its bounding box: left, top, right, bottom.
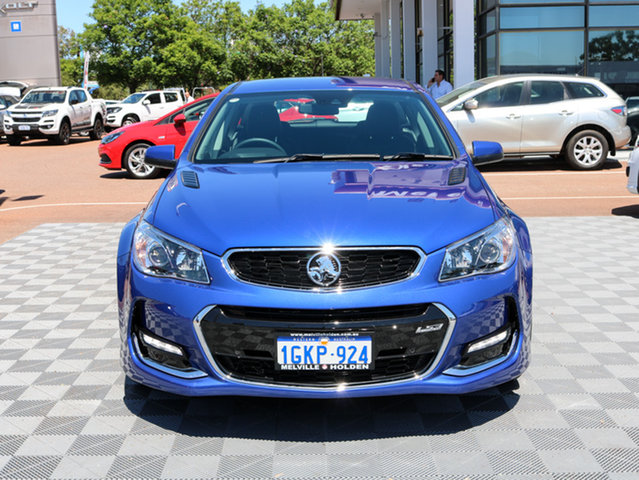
136, 328, 192, 371
461, 324, 514, 367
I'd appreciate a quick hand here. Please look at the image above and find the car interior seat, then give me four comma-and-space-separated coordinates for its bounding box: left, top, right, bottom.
361, 101, 416, 156
238, 103, 282, 143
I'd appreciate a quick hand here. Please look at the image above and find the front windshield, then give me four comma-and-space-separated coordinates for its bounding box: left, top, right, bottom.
122, 93, 146, 104
21, 90, 67, 104
436, 80, 492, 106
194, 90, 453, 163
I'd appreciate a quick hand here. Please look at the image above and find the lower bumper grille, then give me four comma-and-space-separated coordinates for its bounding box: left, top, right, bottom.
197, 303, 451, 387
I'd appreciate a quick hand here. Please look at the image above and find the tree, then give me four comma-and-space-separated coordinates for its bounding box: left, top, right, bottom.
58, 26, 83, 86
81, 0, 187, 92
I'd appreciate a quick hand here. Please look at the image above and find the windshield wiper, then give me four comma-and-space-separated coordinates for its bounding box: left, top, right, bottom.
256, 154, 381, 164
382, 152, 454, 161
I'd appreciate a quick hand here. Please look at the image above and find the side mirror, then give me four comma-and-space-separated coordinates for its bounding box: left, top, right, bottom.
174, 113, 186, 126
144, 145, 177, 170
142, 99, 151, 106
70, 99, 79, 105
463, 99, 478, 111
471, 141, 503, 166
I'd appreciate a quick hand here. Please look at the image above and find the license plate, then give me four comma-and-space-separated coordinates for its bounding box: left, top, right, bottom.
276, 334, 372, 371
18, 125, 31, 131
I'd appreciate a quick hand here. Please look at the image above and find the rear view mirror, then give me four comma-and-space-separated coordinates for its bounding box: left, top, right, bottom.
174, 113, 186, 126
463, 99, 478, 111
472, 141, 503, 166
299, 103, 339, 115
145, 145, 177, 170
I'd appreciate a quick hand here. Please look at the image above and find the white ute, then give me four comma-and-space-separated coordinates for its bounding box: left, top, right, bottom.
3, 87, 106, 145
105, 90, 184, 129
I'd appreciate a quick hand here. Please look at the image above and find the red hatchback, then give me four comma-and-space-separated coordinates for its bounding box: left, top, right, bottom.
98, 94, 217, 179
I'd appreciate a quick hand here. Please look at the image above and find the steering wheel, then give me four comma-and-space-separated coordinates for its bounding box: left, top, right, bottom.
234, 137, 286, 154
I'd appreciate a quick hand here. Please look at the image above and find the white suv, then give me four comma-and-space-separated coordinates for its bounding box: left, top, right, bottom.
106, 90, 184, 128
3, 86, 106, 145
437, 74, 631, 170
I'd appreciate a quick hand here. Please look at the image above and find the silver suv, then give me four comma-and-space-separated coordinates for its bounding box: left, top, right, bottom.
437, 74, 631, 170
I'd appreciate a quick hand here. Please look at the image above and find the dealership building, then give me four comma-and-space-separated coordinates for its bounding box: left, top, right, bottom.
0, 0, 60, 87
335, 0, 639, 98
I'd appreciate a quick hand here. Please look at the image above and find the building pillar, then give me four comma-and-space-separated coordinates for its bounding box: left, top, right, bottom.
390, 0, 402, 79
374, 13, 383, 77
379, 0, 391, 77
452, 0, 475, 87
402, 0, 416, 82
421, 0, 438, 86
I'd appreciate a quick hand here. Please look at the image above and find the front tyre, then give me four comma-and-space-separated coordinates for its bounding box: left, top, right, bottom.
122, 115, 139, 127
124, 142, 158, 179
7, 135, 21, 146
564, 130, 608, 170
89, 116, 104, 140
56, 120, 71, 145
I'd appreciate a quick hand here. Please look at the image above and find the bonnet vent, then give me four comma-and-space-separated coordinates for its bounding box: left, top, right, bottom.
181, 170, 200, 189
447, 167, 466, 185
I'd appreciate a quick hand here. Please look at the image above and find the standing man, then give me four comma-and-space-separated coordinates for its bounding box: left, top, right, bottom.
427, 69, 453, 99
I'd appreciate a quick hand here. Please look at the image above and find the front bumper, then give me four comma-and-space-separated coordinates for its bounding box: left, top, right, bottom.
118, 225, 533, 398
4, 119, 59, 137
98, 142, 123, 170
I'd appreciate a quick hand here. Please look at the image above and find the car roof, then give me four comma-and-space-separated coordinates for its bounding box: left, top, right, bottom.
474, 74, 604, 85
232, 76, 416, 94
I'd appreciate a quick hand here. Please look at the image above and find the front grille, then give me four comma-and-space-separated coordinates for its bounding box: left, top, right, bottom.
225, 248, 424, 290
13, 117, 40, 123
198, 303, 450, 387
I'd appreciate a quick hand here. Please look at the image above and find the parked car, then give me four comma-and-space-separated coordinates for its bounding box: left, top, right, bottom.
105, 90, 184, 129
117, 76, 533, 399
0, 94, 19, 141
626, 145, 639, 194
438, 74, 631, 170
99, 94, 217, 179
626, 96, 639, 146
3, 86, 106, 145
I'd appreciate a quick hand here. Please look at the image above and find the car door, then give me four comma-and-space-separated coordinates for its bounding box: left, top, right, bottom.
162, 92, 180, 114
74, 89, 91, 127
519, 80, 577, 154
155, 97, 215, 156
68, 90, 83, 128
142, 93, 164, 120
446, 81, 525, 154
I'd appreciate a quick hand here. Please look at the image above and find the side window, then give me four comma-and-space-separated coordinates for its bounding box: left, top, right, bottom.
164, 92, 179, 103
529, 81, 566, 105
147, 93, 162, 104
183, 99, 213, 121
565, 82, 604, 99
76, 90, 87, 103
68, 91, 78, 104
473, 82, 524, 108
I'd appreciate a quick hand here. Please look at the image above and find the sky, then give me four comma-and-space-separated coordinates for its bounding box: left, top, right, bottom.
55, 0, 287, 33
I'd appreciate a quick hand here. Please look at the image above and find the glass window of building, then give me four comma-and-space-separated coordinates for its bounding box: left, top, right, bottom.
499, 31, 584, 74
500, 6, 584, 29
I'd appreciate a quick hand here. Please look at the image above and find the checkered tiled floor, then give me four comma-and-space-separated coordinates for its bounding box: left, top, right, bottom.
1, 219, 638, 479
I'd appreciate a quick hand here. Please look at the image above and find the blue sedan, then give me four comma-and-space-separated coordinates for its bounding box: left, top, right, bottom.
117, 77, 533, 398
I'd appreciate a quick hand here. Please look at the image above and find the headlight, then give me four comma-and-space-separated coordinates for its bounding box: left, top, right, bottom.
439, 218, 516, 281
101, 131, 124, 144
5, 111, 12, 118
107, 107, 122, 114
42, 109, 58, 117
132, 222, 210, 284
